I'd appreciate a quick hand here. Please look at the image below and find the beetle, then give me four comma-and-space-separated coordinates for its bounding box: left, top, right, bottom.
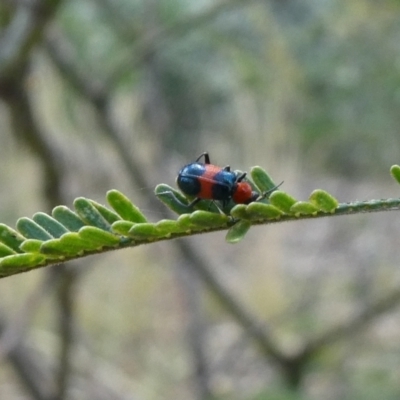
176, 152, 260, 208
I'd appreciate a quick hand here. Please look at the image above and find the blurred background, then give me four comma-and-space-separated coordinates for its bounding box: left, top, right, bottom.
1, 0, 400, 399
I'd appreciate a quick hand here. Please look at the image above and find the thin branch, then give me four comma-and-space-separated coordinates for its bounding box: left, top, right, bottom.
55, 269, 78, 400
0, 315, 55, 400
1, 71, 65, 204
177, 264, 213, 400
300, 286, 400, 358
1, 74, 78, 399
45, 27, 108, 108
0, 271, 61, 361
0, 0, 63, 78
0, 3, 81, 395
269, 286, 400, 388
97, 0, 266, 85
45, 28, 287, 366
95, 0, 264, 47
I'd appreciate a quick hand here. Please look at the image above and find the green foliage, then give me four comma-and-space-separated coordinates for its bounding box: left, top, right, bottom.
390, 164, 400, 185
251, 166, 279, 194
225, 220, 252, 244
106, 190, 147, 223
0, 165, 400, 278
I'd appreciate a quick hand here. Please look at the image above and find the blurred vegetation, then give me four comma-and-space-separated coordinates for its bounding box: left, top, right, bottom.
1, 0, 400, 399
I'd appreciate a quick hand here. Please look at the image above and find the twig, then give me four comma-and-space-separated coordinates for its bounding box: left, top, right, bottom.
45, 27, 287, 365
97, 0, 259, 42
301, 286, 400, 358
177, 264, 213, 399
98, 0, 265, 85
0, 314, 55, 400
55, 269, 79, 399
0, 271, 60, 361
0, 3, 80, 395
2, 74, 78, 399
0, 0, 62, 78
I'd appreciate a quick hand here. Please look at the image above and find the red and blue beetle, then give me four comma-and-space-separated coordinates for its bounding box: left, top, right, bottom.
177, 152, 261, 208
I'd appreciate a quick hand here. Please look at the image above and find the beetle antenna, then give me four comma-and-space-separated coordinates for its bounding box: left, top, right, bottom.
195, 152, 210, 164
258, 181, 284, 200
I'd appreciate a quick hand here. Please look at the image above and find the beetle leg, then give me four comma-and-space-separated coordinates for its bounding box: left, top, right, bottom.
195, 152, 210, 164
212, 201, 225, 215
187, 197, 201, 207
223, 165, 231, 172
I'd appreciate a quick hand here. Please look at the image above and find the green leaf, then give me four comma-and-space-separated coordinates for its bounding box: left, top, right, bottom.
33, 212, 69, 238
390, 165, 400, 185
39, 239, 73, 256
20, 239, 43, 253
128, 223, 160, 239
246, 203, 283, 220
154, 184, 193, 215
308, 190, 339, 213
73, 198, 111, 231
155, 183, 188, 204
290, 201, 319, 216
52, 206, 86, 231
16, 218, 53, 241
106, 190, 147, 223
40, 232, 99, 256
0, 224, 25, 252
111, 221, 136, 236
0, 243, 16, 257
269, 191, 297, 213
176, 214, 196, 231
230, 204, 250, 219
226, 220, 252, 243
59, 232, 100, 252
89, 200, 121, 224
189, 211, 229, 227
0, 253, 46, 270
155, 219, 186, 235
250, 166, 278, 194
78, 226, 120, 247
